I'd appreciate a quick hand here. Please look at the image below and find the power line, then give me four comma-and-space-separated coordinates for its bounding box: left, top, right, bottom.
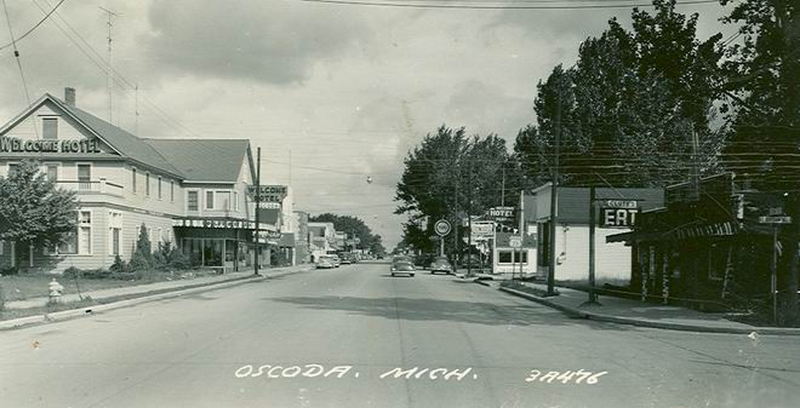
32, 0, 200, 138
0, 0, 66, 51
300, 0, 719, 10
2, 0, 36, 137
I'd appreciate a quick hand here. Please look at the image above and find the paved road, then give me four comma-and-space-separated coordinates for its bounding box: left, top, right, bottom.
2, 263, 799, 408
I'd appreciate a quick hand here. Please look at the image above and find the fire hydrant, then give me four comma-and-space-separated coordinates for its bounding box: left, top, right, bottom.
48, 278, 64, 304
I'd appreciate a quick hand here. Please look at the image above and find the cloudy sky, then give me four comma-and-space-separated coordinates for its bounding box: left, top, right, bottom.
0, 0, 734, 249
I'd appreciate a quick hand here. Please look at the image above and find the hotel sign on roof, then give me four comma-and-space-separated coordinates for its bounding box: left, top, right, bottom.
1, 136, 102, 154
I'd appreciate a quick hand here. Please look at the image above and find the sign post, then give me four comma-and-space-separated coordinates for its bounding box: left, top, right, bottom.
434, 219, 452, 257
759, 215, 791, 324
509, 236, 522, 280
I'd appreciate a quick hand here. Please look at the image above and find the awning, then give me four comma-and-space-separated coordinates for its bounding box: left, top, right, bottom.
606, 221, 739, 244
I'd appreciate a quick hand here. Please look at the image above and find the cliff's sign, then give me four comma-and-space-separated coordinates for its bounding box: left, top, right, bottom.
0, 136, 102, 154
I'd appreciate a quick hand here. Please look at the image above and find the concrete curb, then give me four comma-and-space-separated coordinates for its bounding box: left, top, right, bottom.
498, 286, 800, 336
0, 266, 313, 331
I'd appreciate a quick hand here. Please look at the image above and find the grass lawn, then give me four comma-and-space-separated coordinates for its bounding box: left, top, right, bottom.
0, 270, 215, 302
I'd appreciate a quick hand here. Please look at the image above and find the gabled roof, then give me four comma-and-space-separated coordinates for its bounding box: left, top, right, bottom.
143, 138, 250, 183
57, 98, 184, 177
0, 93, 184, 178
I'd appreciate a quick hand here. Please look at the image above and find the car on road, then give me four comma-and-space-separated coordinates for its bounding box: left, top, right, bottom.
340, 254, 352, 265
428, 256, 453, 274
330, 254, 342, 268
316, 256, 336, 269
390, 256, 415, 277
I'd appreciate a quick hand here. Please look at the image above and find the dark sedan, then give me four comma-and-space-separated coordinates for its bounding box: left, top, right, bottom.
390, 259, 416, 277
428, 256, 453, 274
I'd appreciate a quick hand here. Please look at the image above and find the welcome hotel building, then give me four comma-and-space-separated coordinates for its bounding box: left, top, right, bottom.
0, 88, 273, 273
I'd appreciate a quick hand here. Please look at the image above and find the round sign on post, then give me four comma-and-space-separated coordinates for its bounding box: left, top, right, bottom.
434, 219, 452, 237
509, 236, 522, 248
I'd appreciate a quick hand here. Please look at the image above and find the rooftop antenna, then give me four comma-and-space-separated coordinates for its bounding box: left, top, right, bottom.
99, 6, 118, 124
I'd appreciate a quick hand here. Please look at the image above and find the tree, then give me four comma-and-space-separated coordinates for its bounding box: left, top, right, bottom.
0, 160, 77, 269
395, 125, 515, 255
129, 224, 153, 272
720, 0, 799, 325
514, 0, 725, 188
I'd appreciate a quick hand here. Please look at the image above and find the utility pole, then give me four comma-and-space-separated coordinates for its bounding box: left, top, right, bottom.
583, 185, 601, 306
99, 7, 118, 124
547, 85, 561, 296
254, 147, 261, 276
467, 158, 473, 277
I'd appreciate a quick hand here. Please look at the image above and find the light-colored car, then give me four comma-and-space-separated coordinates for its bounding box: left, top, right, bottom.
316, 256, 336, 269
429, 256, 453, 274
330, 254, 341, 268
390, 258, 415, 277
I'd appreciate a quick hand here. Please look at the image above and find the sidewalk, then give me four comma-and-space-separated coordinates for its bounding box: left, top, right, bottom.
494, 281, 800, 335
5, 264, 313, 310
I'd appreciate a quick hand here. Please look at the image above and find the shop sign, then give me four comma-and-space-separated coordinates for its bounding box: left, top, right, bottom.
471, 222, 494, 241
759, 216, 792, 224
509, 236, 522, 248
247, 185, 288, 202
173, 218, 255, 229
0, 136, 102, 154
600, 208, 640, 227
604, 200, 637, 209
487, 206, 515, 221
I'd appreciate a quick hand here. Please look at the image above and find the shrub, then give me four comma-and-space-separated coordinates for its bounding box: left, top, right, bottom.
0, 265, 19, 276
109, 255, 127, 273
129, 224, 153, 272
63, 266, 82, 279
83, 268, 111, 279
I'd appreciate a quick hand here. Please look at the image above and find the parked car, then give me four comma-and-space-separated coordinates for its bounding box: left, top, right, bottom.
340, 254, 353, 265
329, 254, 342, 268
316, 256, 336, 269
429, 256, 453, 274
390, 257, 415, 277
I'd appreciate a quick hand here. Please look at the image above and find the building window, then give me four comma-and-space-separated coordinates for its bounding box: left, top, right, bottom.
45, 164, 58, 182
515, 250, 528, 264
132, 168, 137, 193
59, 225, 78, 254
234, 191, 239, 211
187, 191, 199, 211
158, 176, 163, 200
498, 251, 512, 264
206, 191, 215, 210
146, 173, 151, 196
42, 118, 58, 139
77, 164, 91, 190
78, 211, 92, 255
170, 181, 175, 202
7, 163, 19, 176
108, 211, 123, 256
216, 191, 231, 211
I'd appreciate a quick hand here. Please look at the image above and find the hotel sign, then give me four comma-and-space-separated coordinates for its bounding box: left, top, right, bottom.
247, 185, 287, 202
0, 136, 102, 154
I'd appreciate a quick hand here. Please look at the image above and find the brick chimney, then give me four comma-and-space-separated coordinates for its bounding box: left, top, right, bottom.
64, 87, 76, 106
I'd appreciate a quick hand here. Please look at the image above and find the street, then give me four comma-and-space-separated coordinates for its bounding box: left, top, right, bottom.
2, 263, 799, 408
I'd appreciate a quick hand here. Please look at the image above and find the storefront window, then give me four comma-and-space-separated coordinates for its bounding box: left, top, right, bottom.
498, 251, 512, 263
203, 239, 223, 266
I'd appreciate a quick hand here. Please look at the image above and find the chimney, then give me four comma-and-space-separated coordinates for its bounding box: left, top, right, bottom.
64, 87, 76, 106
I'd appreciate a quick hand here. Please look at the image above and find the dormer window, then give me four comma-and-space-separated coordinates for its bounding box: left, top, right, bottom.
42, 118, 58, 139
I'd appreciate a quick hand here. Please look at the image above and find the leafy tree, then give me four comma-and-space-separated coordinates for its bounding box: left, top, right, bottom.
515, 0, 725, 188
0, 160, 77, 269
395, 125, 515, 255
720, 0, 799, 325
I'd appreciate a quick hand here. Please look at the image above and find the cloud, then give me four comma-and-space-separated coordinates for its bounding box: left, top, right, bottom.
143, 0, 370, 85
